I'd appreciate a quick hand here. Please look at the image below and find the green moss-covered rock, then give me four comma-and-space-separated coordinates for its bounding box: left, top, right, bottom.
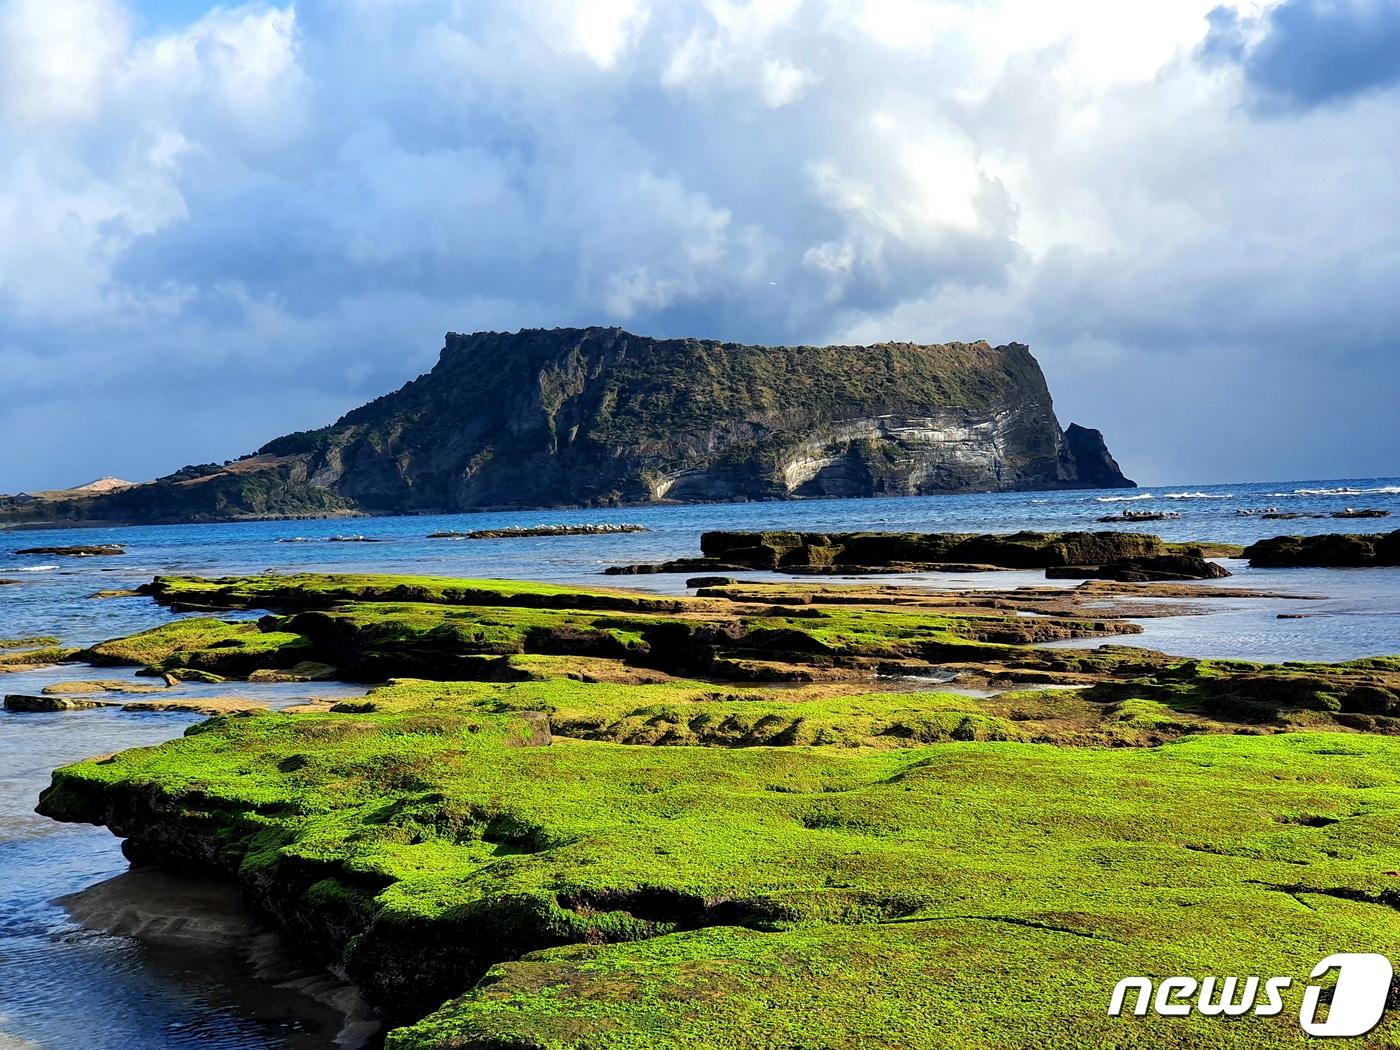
0, 645, 81, 668
81, 618, 315, 677
39, 720, 1400, 1048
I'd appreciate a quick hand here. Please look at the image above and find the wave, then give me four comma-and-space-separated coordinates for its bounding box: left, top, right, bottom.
1161, 492, 1234, 500
1266, 485, 1400, 497
1095, 493, 1155, 503
12, 564, 58, 572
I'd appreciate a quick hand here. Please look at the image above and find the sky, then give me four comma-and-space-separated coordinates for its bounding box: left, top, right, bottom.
1, 0, 1397, 491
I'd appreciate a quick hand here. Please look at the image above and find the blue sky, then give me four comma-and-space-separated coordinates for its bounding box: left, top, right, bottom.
1, 0, 1397, 491
132, 0, 220, 30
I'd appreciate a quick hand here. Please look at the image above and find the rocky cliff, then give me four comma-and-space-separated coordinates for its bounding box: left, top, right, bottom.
0, 327, 1132, 524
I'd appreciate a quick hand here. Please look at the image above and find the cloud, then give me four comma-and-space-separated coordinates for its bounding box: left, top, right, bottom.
0, 0, 1396, 491
0, 0, 128, 122
1203, 0, 1400, 112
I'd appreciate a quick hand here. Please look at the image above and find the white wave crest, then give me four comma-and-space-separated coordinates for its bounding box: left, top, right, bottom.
13, 564, 59, 572
1267, 485, 1400, 497
1095, 493, 1155, 503
1162, 492, 1234, 500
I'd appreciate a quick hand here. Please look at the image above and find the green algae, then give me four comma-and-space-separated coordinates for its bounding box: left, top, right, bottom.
330, 678, 1225, 749
41, 720, 1400, 1047
143, 573, 694, 613
0, 635, 60, 649
93, 575, 1139, 682
81, 617, 315, 676
37, 570, 1400, 1047
0, 645, 81, 668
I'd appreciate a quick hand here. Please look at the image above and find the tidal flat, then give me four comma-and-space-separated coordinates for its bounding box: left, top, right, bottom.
11, 555, 1400, 1048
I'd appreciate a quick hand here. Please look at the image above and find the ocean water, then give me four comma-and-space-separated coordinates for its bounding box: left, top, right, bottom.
1, 478, 1398, 1049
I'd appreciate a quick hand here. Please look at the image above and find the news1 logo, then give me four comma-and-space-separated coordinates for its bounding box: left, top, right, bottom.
1109, 953, 1394, 1037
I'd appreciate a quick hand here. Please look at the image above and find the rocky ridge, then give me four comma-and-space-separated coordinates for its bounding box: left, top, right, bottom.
0, 328, 1131, 525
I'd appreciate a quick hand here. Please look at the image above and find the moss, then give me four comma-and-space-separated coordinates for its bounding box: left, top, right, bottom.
0, 645, 81, 667
0, 635, 60, 649
98, 575, 1139, 684
40, 722, 1400, 1047
82, 618, 265, 667
142, 573, 693, 614
37, 569, 1400, 1047
32, 571, 1400, 1047
1099, 657, 1400, 722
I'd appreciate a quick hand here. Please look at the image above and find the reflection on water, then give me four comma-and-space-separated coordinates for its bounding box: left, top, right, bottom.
0, 706, 371, 1050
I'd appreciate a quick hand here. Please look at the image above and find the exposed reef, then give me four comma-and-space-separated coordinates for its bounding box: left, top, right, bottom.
14, 544, 124, 557
427, 524, 648, 539
607, 529, 1233, 582
32, 570, 1400, 1048
1244, 529, 1400, 568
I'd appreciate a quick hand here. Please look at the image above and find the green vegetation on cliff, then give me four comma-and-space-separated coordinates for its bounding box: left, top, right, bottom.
0, 328, 1132, 525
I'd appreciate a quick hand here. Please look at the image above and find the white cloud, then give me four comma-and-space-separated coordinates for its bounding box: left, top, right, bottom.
0, 0, 128, 122
0, 0, 1396, 490
760, 57, 813, 106
571, 0, 650, 68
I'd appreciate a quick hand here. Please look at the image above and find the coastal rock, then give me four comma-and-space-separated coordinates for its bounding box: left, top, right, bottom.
667, 530, 1167, 574
1243, 530, 1400, 568
0, 328, 1132, 525
428, 524, 648, 539
1044, 553, 1230, 582
0, 645, 82, 670
1062, 423, 1131, 490
5, 693, 115, 711
248, 661, 338, 683
162, 669, 228, 685
42, 680, 169, 695
15, 544, 124, 556
120, 697, 269, 715
1096, 510, 1180, 523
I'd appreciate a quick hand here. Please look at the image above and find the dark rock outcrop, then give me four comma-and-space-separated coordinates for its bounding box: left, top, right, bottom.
5, 694, 113, 711
1062, 423, 1130, 490
15, 544, 124, 557
1244, 530, 1400, 568
0, 328, 1132, 525
1044, 553, 1231, 583
428, 524, 648, 539
607, 529, 1230, 579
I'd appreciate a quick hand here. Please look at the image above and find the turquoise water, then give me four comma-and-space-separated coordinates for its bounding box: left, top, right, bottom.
0, 479, 1397, 1049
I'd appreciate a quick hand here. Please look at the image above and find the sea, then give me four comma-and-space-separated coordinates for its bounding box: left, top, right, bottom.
1, 478, 1397, 1049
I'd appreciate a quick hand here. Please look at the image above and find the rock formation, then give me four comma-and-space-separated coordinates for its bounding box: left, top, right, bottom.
0, 328, 1133, 525
1244, 530, 1400, 568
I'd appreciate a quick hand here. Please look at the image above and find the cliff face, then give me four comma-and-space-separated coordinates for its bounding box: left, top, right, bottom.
0, 327, 1132, 524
